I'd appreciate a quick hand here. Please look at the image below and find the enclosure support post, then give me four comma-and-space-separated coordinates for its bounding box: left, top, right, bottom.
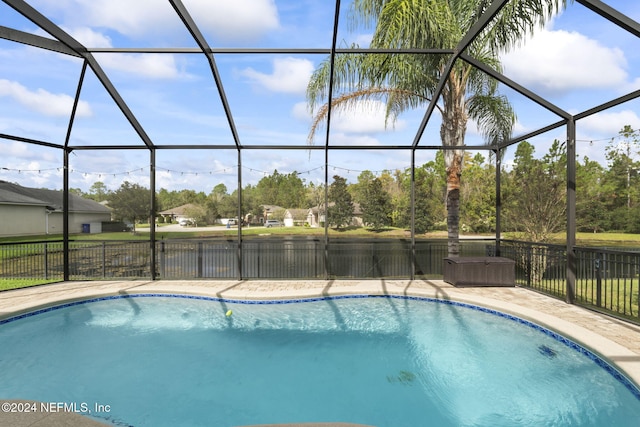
237, 150, 243, 280
566, 117, 577, 303
63, 150, 70, 281
494, 148, 501, 257
61, 60, 87, 282
150, 148, 157, 280
320, 0, 341, 280
410, 149, 416, 280
323, 146, 329, 280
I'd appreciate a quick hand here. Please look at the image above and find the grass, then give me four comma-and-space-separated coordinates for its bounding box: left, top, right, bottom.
2, 228, 639, 246
0, 279, 60, 291
575, 277, 639, 319
518, 274, 639, 321
0, 226, 416, 242
539, 232, 640, 248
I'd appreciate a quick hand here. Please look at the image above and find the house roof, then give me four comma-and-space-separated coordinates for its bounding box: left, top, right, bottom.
158, 203, 197, 216
261, 205, 284, 213
0, 187, 49, 207
0, 180, 111, 213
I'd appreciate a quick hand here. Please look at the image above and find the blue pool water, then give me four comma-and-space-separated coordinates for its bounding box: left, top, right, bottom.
1, 294, 639, 427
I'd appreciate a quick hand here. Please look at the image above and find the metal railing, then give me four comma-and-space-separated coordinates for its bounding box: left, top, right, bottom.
497, 240, 567, 298
1, 237, 638, 323
0, 238, 492, 280
0, 240, 65, 280
574, 247, 640, 320
68, 241, 152, 279
498, 240, 639, 322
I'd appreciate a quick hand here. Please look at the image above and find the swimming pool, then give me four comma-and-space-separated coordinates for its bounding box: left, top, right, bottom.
1, 294, 639, 426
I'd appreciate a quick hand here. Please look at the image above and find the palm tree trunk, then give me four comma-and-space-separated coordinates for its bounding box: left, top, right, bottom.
446, 154, 463, 257
441, 79, 467, 258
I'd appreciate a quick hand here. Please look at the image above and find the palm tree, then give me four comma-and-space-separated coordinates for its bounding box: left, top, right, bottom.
307, 0, 565, 256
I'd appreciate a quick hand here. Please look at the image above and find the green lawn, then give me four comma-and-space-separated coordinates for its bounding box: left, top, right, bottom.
0, 226, 415, 242
2, 229, 640, 246
0, 279, 60, 291
549, 232, 640, 247
575, 277, 639, 319
520, 276, 639, 321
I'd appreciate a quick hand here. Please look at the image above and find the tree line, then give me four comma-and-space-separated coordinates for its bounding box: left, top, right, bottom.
72, 128, 640, 241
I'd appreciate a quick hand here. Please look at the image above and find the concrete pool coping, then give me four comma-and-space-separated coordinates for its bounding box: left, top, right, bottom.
1, 279, 640, 426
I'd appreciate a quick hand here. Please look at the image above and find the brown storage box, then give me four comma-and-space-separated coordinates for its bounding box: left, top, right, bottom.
443, 257, 515, 287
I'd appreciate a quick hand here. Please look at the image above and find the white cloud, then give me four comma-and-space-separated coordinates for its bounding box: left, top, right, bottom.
296, 99, 408, 143
329, 133, 382, 146
0, 142, 56, 162
185, 0, 280, 42
502, 28, 628, 94
93, 52, 182, 79
242, 57, 314, 95
67, 26, 112, 47
0, 149, 63, 188
61, 26, 183, 79
292, 101, 312, 122
356, 33, 374, 46
63, 0, 179, 38
331, 100, 407, 134
34, 0, 279, 43
577, 109, 640, 136
0, 79, 92, 117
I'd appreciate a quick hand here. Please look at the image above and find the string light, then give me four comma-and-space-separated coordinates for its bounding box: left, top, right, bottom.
2, 129, 635, 179
0, 162, 442, 178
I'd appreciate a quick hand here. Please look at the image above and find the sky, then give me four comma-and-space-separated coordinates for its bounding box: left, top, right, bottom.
1, 0, 640, 195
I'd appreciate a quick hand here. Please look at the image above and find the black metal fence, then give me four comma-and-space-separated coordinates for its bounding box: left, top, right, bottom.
1, 237, 638, 322
0, 238, 492, 280
158, 238, 491, 279
574, 247, 640, 320
0, 240, 65, 281
498, 240, 639, 321
496, 240, 568, 298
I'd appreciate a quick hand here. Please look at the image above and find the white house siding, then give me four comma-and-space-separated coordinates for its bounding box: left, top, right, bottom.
0, 204, 47, 236
0, 181, 113, 236
283, 209, 311, 227
0, 206, 111, 236
50, 211, 111, 234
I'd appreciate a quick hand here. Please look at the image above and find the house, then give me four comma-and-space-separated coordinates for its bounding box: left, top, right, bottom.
0, 180, 112, 236
283, 208, 312, 227
158, 203, 198, 224
310, 202, 363, 227
260, 205, 284, 224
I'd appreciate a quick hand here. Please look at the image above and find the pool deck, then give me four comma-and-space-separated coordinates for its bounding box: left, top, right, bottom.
1, 279, 640, 427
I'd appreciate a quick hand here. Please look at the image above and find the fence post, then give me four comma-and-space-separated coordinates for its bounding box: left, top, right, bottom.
526, 245, 532, 287
102, 242, 106, 278
257, 241, 260, 278
197, 241, 203, 278
371, 242, 375, 278
595, 253, 602, 307
637, 258, 640, 319
44, 242, 49, 280
159, 241, 165, 279
314, 240, 318, 278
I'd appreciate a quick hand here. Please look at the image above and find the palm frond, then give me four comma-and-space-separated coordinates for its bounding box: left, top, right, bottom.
467, 94, 516, 145
353, 0, 460, 49
479, 0, 567, 53
308, 87, 434, 145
